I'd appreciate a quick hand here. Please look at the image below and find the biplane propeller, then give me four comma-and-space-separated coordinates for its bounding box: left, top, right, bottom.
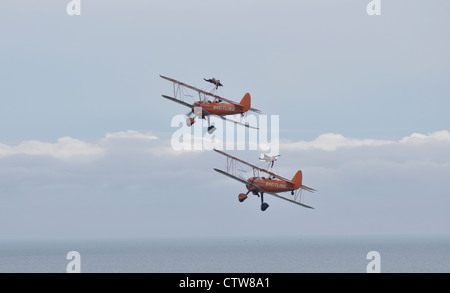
160, 75, 261, 134
213, 149, 316, 211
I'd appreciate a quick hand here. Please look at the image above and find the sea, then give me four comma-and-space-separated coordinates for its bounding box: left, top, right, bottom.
0, 235, 448, 273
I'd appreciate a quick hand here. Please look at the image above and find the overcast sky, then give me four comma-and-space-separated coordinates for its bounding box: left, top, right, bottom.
0, 1, 449, 240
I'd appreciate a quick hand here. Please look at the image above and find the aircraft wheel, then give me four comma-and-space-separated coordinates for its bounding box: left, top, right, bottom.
186, 118, 195, 126
261, 202, 269, 211
238, 193, 248, 202
207, 126, 216, 134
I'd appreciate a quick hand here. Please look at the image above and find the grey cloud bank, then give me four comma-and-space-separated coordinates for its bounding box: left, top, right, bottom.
0, 130, 448, 239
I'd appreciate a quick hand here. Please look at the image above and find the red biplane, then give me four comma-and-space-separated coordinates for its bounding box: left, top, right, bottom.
160, 75, 261, 134
214, 149, 316, 211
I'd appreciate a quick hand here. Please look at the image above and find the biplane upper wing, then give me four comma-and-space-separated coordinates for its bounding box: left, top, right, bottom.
214, 168, 314, 209
161, 95, 194, 109
249, 107, 262, 114
214, 149, 293, 183
160, 75, 223, 101
301, 185, 316, 192
161, 75, 260, 113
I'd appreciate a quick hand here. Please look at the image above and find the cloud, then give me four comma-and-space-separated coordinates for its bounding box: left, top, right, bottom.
2, 130, 448, 161
0, 129, 449, 239
0, 137, 103, 160
0, 130, 161, 161
104, 130, 158, 141
281, 130, 450, 152
399, 130, 450, 144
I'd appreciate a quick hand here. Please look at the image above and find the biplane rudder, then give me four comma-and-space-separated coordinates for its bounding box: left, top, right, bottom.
291, 170, 303, 189
239, 93, 251, 112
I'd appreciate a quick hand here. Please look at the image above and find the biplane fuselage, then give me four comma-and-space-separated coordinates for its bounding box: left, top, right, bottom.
193, 101, 244, 116
246, 177, 293, 193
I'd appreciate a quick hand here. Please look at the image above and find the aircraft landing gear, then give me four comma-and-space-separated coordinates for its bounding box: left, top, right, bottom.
186, 118, 195, 126
206, 116, 216, 134
207, 125, 216, 134
238, 190, 252, 202
260, 192, 269, 211
238, 193, 248, 202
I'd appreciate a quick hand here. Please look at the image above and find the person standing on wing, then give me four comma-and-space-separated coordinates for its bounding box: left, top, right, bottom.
204, 77, 223, 89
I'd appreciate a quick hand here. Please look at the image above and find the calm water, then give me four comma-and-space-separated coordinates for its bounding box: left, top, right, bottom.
0, 236, 448, 273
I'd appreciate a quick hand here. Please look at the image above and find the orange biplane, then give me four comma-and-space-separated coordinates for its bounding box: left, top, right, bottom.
160, 75, 261, 134
214, 149, 316, 211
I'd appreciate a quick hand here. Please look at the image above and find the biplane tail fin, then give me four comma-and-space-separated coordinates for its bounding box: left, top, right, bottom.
239, 93, 251, 112
291, 170, 303, 189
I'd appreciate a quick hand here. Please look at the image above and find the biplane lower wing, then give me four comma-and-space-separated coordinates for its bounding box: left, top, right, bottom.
161, 95, 194, 109
265, 191, 314, 209
161, 96, 211, 118
214, 168, 260, 190
214, 168, 314, 209
213, 115, 259, 130
159, 98, 258, 129
199, 110, 258, 130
